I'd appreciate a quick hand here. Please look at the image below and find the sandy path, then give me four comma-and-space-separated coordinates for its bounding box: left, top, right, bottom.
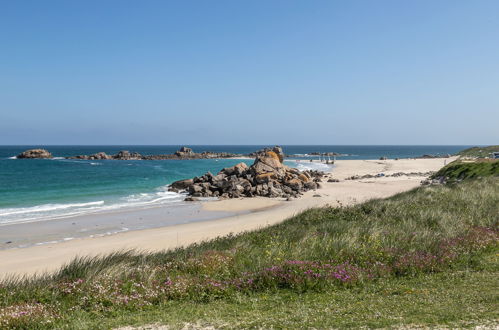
0, 158, 453, 279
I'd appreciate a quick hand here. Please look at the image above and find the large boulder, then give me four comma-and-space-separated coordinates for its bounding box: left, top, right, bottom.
285, 178, 303, 191
222, 162, 248, 176
251, 151, 287, 177
272, 146, 284, 163
17, 149, 52, 159
170, 178, 194, 190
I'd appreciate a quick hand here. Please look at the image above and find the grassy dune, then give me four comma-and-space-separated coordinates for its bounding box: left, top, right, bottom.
432, 159, 499, 183
1, 177, 498, 329
456, 145, 499, 158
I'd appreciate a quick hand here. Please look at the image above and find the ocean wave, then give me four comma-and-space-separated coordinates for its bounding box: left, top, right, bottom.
0, 201, 105, 217
294, 161, 333, 172
7, 156, 17, 159
0, 188, 185, 226
90, 162, 102, 166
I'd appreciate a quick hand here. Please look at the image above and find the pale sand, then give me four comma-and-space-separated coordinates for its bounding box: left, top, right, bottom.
0, 157, 455, 279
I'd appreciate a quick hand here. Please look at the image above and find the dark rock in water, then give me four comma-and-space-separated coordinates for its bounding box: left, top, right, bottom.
379, 156, 388, 160
17, 149, 52, 159
169, 146, 325, 199
69, 147, 241, 160
5, 241, 12, 244
90, 152, 112, 160
73, 152, 112, 160
171, 178, 194, 190
114, 150, 142, 160
184, 197, 200, 201
71, 150, 142, 160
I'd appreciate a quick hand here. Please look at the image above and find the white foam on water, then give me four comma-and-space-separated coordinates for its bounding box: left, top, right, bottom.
0, 187, 185, 226
294, 161, 333, 172
0, 201, 105, 217
7, 156, 17, 159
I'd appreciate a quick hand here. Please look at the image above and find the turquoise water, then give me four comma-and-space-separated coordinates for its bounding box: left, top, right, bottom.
0, 145, 468, 224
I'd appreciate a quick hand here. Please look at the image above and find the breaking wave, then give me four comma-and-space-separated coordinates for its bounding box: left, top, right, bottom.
0, 187, 185, 225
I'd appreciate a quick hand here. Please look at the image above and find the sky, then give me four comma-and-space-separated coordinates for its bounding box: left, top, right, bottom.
0, 0, 498, 145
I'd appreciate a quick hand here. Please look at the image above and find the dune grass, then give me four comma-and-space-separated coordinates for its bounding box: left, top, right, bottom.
0, 178, 498, 329
432, 159, 499, 183
456, 145, 499, 158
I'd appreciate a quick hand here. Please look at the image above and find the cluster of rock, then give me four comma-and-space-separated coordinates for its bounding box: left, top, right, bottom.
346, 171, 435, 180
169, 146, 325, 199
17, 149, 53, 159
416, 154, 451, 159
143, 151, 238, 160
16, 147, 240, 161
68, 147, 239, 160
70, 150, 143, 160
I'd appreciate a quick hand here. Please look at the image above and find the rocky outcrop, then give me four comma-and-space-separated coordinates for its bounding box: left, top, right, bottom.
70, 150, 142, 160
169, 146, 325, 199
72, 152, 112, 160
17, 149, 53, 159
113, 150, 143, 160
416, 154, 451, 159
69, 147, 239, 160
346, 171, 435, 180
175, 147, 194, 157
143, 151, 238, 160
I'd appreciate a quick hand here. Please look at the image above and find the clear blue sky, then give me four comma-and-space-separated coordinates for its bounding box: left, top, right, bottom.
1, 0, 498, 145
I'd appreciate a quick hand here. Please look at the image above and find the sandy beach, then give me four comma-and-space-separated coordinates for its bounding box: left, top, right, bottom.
0, 157, 454, 279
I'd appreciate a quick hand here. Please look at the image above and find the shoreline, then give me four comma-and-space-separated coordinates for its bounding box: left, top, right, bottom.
0, 157, 455, 279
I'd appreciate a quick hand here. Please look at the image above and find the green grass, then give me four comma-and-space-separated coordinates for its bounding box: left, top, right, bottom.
1, 177, 498, 329
432, 159, 499, 182
456, 145, 499, 158
43, 256, 499, 329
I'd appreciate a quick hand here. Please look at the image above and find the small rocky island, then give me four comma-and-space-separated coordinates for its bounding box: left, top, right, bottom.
17, 149, 53, 159
68, 147, 239, 160
169, 146, 325, 200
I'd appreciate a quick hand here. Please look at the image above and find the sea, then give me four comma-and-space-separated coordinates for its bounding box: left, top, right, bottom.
0, 145, 467, 245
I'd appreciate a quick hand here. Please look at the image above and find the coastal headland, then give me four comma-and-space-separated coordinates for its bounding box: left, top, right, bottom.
0, 156, 454, 279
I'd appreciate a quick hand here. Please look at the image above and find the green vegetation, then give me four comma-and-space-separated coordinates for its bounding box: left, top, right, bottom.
456, 145, 499, 158
1, 178, 498, 329
432, 159, 499, 183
